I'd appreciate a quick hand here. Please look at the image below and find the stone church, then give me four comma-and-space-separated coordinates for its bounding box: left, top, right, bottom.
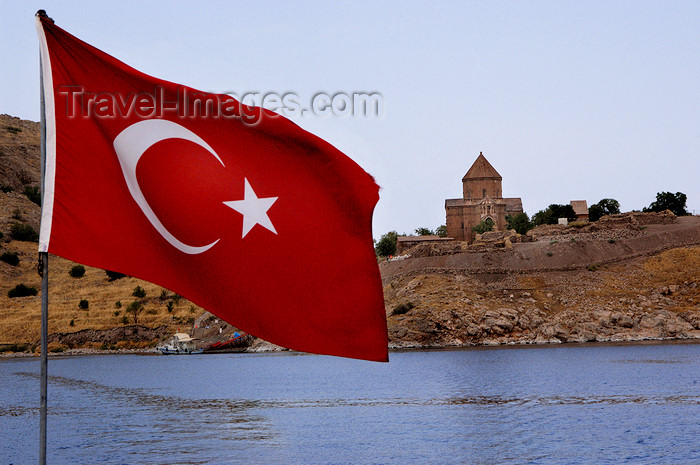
445, 152, 523, 242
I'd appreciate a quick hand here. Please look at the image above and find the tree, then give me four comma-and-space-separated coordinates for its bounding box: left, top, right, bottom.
644, 191, 688, 216
126, 300, 143, 324
506, 213, 532, 235
375, 231, 398, 257
435, 225, 448, 237
414, 227, 434, 236
532, 204, 577, 226
589, 198, 620, 222
472, 218, 494, 234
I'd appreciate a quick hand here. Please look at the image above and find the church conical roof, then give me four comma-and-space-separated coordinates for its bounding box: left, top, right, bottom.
462, 152, 501, 181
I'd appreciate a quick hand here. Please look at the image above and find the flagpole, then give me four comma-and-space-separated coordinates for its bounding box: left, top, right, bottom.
37, 10, 50, 465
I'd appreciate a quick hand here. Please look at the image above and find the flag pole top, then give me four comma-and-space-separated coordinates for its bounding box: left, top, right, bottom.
36, 10, 54, 23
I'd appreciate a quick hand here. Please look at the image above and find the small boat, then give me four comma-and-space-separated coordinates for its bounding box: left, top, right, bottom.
157, 333, 203, 355
207, 332, 246, 351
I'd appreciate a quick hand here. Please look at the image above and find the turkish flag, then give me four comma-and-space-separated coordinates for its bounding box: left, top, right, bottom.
36, 15, 388, 361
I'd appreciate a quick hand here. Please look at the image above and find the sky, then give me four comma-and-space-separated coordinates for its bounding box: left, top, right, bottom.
1, 1, 698, 239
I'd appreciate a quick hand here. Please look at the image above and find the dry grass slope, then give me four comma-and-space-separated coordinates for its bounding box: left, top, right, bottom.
0, 115, 206, 347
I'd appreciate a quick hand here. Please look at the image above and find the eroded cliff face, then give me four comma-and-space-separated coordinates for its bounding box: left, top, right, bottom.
381, 224, 700, 349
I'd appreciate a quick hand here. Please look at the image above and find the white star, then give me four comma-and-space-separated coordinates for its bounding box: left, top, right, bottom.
223, 178, 278, 238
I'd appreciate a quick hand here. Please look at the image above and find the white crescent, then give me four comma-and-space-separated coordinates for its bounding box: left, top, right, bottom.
113, 119, 224, 254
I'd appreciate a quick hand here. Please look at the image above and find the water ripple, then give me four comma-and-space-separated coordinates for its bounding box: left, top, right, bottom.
13, 372, 700, 415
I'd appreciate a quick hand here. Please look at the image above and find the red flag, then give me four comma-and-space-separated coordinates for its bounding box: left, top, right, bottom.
36, 15, 387, 361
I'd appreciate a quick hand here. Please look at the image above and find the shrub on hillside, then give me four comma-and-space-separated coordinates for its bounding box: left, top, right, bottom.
69, 265, 86, 278
0, 251, 20, 266
472, 218, 494, 234
132, 285, 146, 298
105, 270, 126, 281
643, 191, 688, 216
78, 299, 89, 310
8, 283, 38, 298
392, 302, 414, 315
23, 186, 41, 205
506, 213, 532, 235
10, 223, 39, 242
375, 231, 398, 257
0, 344, 29, 353
589, 198, 621, 222
532, 204, 577, 225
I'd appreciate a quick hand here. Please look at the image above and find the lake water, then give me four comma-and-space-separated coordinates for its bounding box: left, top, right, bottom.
1, 343, 699, 464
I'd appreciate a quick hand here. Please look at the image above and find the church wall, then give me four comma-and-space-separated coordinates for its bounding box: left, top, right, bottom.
463, 178, 502, 200
446, 203, 466, 241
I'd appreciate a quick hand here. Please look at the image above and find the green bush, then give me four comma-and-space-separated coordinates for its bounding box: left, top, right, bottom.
23, 186, 41, 205
0, 251, 20, 266
120, 315, 130, 325
532, 204, 577, 226
115, 300, 122, 309
69, 265, 86, 278
114, 310, 120, 316
8, 284, 38, 298
132, 285, 146, 298
506, 213, 533, 235
546, 251, 553, 257
166, 301, 174, 313
105, 270, 126, 281
0, 185, 13, 193
392, 302, 415, 315
587, 264, 598, 272
78, 299, 89, 310
644, 191, 688, 216
589, 198, 620, 221
608, 239, 616, 244
159, 289, 169, 300
10, 223, 39, 242
0, 344, 29, 353
69, 319, 75, 327
375, 231, 398, 257
472, 218, 494, 234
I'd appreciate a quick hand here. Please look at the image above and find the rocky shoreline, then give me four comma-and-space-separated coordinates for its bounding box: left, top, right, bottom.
382, 215, 700, 351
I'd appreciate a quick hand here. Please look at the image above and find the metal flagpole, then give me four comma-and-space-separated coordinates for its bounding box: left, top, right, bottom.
37, 10, 50, 465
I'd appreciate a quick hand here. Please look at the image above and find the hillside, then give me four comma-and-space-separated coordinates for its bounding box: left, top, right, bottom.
381, 216, 700, 348
0, 114, 225, 351
1, 113, 698, 354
